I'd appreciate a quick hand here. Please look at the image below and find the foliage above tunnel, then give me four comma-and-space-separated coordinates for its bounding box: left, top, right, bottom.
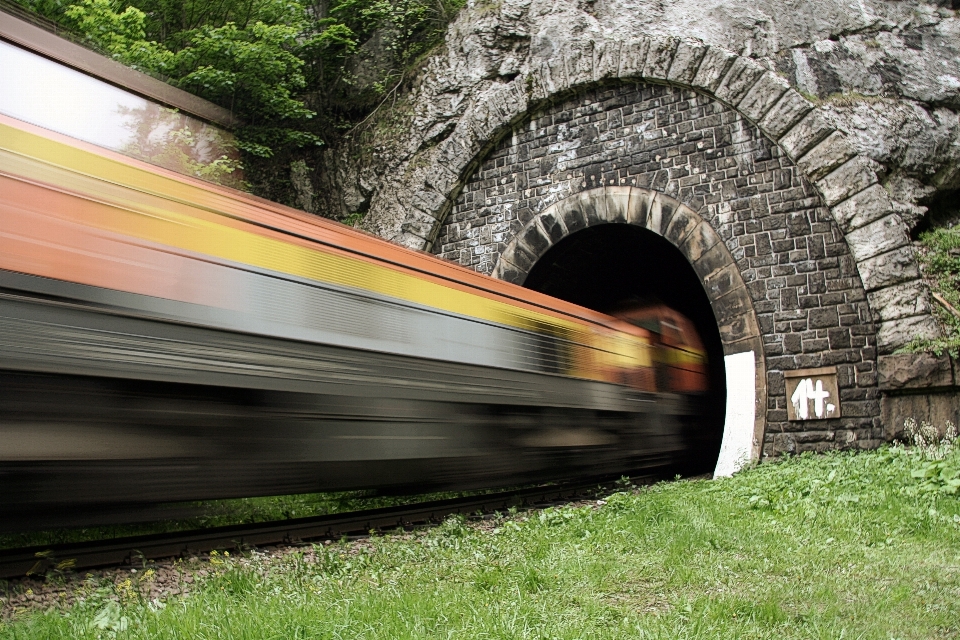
14, 0, 464, 196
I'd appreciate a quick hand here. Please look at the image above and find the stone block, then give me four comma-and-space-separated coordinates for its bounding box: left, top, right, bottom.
491, 79, 529, 123
712, 285, 753, 322
559, 200, 588, 234
702, 261, 745, 300
692, 240, 733, 281
877, 352, 954, 391
815, 156, 879, 206
866, 281, 932, 323
737, 72, 790, 121
877, 314, 942, 354
410, 187, 448, 218
576, 189, 607, 227
690, 46, 736, 92
500, 239, 537, 273
602, 186, 632, 223
882, 391, 960, 440
642, 37, 679, 79
778, 110, 834, 161
844, 214, 909, 263
666, 41, 706, 84
518, 219, 552, 257
648, 192, 680, 235
829, 183, 896, 233
759, 89, 814, 139
663, 203, 699, 246
564, 43, 596, 87
714, 57, 766, 106
536, 205, 567, 244
718, 310, 761, 343
679, 219, 721, 263
592, 40, 622, 81
541, 56, 567, 95
526, 65, 551, 102
855, 247, 921, 291
808, 307, 839, 329
396, 229, 430, 250
618, 38, 651, 78
625, 188, 655, 227
491, 257, 527, 285
796, 131, 857, 181
399, 215, 434, 242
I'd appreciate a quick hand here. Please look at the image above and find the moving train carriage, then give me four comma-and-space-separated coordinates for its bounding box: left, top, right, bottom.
0, 12, 710, 529
611, 303, 710, 394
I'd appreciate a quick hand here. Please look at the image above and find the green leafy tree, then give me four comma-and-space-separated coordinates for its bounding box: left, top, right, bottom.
15, 0, 465, 207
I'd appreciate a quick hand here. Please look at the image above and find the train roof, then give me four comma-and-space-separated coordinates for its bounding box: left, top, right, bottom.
0, 3, 239, 129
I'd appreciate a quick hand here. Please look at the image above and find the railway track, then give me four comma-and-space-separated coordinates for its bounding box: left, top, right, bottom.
0, 475, 651, 580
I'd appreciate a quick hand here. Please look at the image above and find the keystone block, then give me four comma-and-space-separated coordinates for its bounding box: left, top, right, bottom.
565, 43, 596, 87
626, 188, 655, 227
593, 40, 622, 81
602, 186, 633, 224
577, 189, 608, 227
559, 202, 588, 234
618, 38, 652, 78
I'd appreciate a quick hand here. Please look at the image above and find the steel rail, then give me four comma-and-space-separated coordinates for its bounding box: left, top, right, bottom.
0, 475, 652, 580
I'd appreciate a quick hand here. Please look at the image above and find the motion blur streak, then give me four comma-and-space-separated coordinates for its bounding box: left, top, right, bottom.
0, 110, 709, 531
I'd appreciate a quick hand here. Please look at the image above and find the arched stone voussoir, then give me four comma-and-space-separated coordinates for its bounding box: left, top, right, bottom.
432, 34, 936, 352
491, 186, 767, 462
494, 187, 757, 335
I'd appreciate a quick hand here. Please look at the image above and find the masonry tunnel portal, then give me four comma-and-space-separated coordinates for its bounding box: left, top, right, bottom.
522, 224, 727, 475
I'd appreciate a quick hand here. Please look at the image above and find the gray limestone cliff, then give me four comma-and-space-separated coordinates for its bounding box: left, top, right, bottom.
320, 0, 958, 239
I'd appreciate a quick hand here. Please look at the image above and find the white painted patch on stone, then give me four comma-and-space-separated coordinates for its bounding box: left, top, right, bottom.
714, 351, 757, 478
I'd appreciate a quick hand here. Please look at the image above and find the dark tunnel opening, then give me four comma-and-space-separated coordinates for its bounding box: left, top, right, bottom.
522, 224, 727, 475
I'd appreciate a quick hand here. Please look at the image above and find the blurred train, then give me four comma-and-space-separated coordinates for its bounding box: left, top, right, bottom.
0, 10, 709, 530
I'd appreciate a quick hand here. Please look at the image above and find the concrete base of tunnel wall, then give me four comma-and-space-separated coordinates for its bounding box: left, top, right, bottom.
714, 351, 757, 478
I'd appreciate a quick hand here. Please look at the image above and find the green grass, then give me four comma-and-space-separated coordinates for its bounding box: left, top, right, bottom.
4, 448, 960, 638
904, 225, 960, 357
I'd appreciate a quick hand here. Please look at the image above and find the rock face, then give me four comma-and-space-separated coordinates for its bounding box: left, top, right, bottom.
320, 0, 959, 455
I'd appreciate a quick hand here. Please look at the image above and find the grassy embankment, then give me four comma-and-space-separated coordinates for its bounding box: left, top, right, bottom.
3, 438, 959, 639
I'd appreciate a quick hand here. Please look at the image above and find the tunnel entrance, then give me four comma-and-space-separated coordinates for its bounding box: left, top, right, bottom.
522, 223, 727, 475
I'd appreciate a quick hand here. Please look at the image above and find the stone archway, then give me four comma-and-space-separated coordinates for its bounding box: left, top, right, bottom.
359, 36, 937, 355
493, 186, 766, 465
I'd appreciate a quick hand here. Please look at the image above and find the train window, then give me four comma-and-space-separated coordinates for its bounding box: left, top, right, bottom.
0, 39, 242, 187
